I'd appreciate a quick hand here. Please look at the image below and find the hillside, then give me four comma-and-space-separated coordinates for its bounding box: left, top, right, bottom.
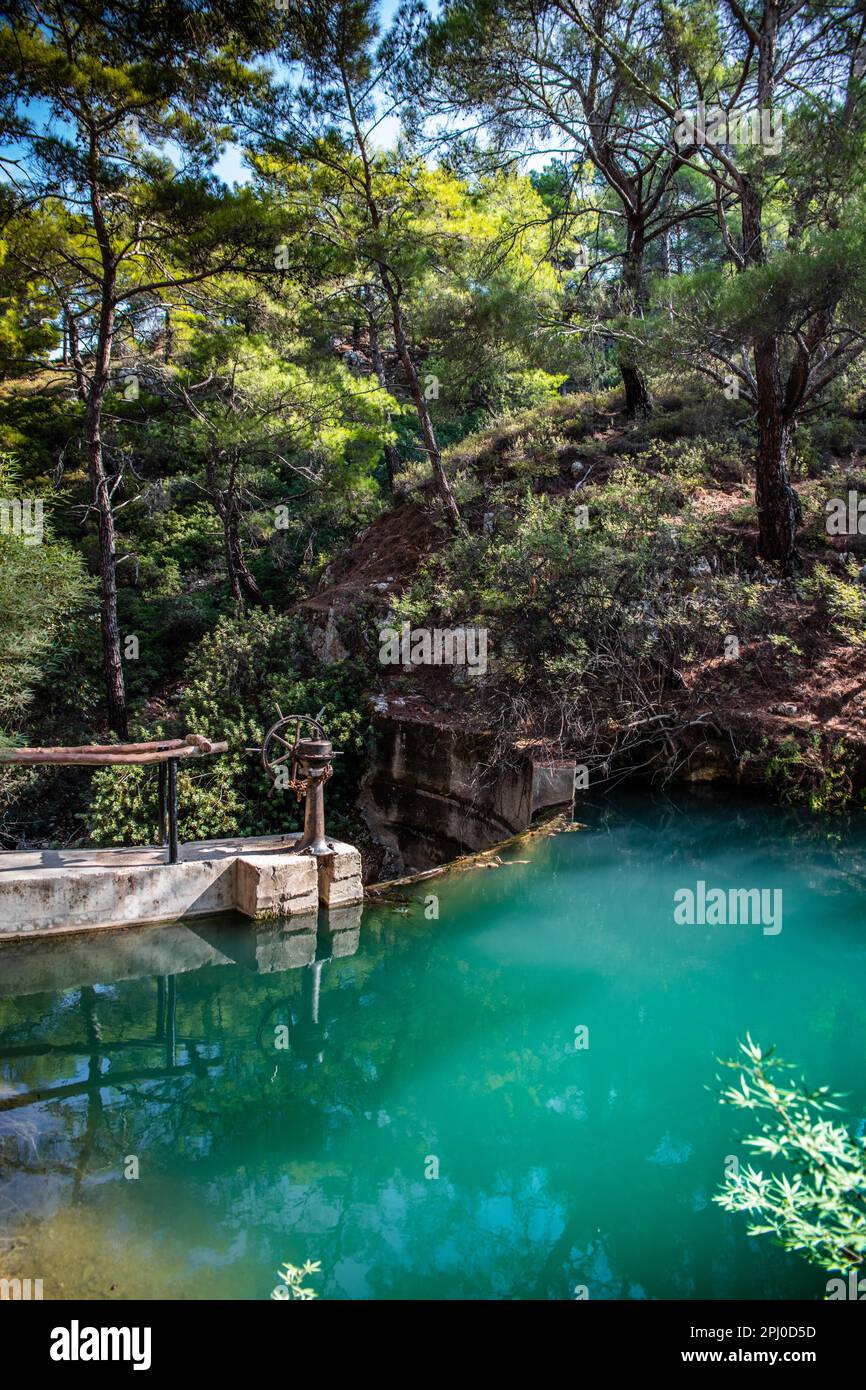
305, 381, 866, 821
5, 372, 866, 868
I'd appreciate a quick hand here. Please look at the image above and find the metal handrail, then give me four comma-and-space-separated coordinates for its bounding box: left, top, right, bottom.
0, 734, 228, 863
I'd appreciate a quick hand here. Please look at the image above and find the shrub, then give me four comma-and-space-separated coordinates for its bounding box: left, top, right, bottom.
803, 563, 866, 645
0, 456, 93, 736
716, 1036, 866, 1280
763, 733, 853, 813
391, 465, 712, 753
88, 609, 371, 846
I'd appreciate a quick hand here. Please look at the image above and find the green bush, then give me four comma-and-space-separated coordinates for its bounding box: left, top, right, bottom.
0, 456, 93, 736
87, 758, 243, 847
716, 1036, 866, 1280
804, 563, 866, 645
763, 733, 853, 813
391, 464, 714, 747
88, 609, 371, 846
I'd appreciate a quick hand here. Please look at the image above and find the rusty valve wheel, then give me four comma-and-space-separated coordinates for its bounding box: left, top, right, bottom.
257, 709, 341, 855
261, 711, 329, 790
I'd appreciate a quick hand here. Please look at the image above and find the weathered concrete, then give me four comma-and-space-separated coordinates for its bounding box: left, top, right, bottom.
360, 713, 575, 874
0, 856, 236, 935
235, 852, 318, 919
0, 833, 363, 938
317, 843, 364, 907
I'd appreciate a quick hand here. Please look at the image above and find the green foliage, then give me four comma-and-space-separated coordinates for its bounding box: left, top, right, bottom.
0, 458, 93, 735
88, 609, 371, 845
763, 734, 853, 814
803, 564, 866, 645
764, 632, 804, 678
795, 415, 866, 474
393, 461, 710, 741
271, 1260, 321, 1301
716, 1036, 866, 1280
87, 758, 243, 847
624, 430, 752, 489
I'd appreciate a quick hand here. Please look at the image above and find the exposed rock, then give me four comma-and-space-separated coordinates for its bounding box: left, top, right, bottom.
360, 713, 574, 874
308, 609, 348, 664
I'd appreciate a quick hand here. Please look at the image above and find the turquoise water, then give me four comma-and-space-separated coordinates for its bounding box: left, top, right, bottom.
1, 790, 865, 1300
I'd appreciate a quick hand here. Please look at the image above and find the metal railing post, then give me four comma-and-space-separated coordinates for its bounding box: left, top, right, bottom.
158, 761, 168, 846
167, 758, 179, 864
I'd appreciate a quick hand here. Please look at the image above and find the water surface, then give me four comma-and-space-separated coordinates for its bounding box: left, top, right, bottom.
1, 790, 864, 1300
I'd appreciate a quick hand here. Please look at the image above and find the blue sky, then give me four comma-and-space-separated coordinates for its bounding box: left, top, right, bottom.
215, 0, 424, 185
1, 0, 470, 190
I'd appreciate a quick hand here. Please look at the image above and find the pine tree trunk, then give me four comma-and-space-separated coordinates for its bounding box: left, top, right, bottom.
86, 396, 128, 739
386, 288, 461, 530
741, 174, 801, 571
754, 364, 801, 570
620, 221, 652, 417
85, 140, 128, 738
228, 513, 261, 605
339, 64, 459, 527
620, 363, 652, 418
368, 309, 401, 490
209, 462, 261, 606
222, 514, 243, 606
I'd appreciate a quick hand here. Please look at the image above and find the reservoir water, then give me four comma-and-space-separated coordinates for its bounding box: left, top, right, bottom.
1, 790, 864, 1300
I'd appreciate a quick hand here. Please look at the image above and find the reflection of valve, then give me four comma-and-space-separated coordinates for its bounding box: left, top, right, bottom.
256, 1000, 296, 1062
256, 964, 327, 1067
258, 708, 341, 856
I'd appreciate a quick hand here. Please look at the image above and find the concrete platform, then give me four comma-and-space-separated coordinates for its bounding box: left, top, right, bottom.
0, 834, 363, 938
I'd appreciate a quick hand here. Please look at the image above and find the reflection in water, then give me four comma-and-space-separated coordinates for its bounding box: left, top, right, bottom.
0, 907, 363, 1111
0, 908, 365, 1298
0, 792, 864, 1301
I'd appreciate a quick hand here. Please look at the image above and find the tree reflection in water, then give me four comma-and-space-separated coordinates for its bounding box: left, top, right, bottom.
1, 794, 863, 1300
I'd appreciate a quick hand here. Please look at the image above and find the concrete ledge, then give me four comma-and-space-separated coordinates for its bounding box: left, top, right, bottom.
317, 844, 364, 907
531, 759, 578, 814
0, 833, 364, 938
235, 853, 318, 920
0, 859, 236, 934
